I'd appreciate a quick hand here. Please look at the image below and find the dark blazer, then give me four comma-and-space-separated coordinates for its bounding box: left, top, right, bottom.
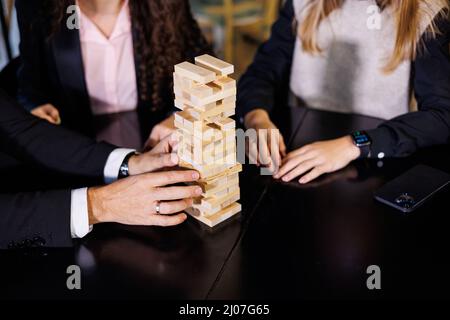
237, 0, 450, 158
15, 0, 210, 139
0, 90, 116, 249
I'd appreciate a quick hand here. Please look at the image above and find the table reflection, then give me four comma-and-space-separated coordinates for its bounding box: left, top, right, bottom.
93, 110, 143, 150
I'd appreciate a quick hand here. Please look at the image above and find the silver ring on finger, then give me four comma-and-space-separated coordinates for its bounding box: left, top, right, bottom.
155, 201, 161, 215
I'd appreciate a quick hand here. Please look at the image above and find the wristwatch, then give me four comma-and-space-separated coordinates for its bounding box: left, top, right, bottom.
351, 131, 372, 158
118, 152, 137, 179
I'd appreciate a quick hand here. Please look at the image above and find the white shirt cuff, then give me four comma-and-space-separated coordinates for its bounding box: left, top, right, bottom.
70, 188, 93, 239
103, 148, 135, 184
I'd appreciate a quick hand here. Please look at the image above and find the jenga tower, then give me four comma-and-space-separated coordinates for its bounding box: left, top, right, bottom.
173, 54, 242, 227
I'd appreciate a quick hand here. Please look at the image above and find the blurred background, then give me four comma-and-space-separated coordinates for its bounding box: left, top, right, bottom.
0, 0, 19, 70
0, 0, 283, 76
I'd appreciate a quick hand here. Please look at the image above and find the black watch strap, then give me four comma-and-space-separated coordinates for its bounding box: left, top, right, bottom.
118, 152, 136, 179
359, 144, 372, 158
351, 131, 372, 159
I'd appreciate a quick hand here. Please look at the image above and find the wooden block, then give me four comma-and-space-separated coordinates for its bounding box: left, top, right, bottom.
215, 189, 228, 198
197, 204, 223, 216
201, 177, 239, 197
216, 143, 236, 159
223, 109, 235, 118
226, 178, 240, 189
213, 76, 236, 90
192, 196, 243, 217
222, 101, 236, 110
216, 146, 236, 166
216, 118, 236, 130
186, 202, 242, 228
174, 110, 190, 124
214, 153, 224, 164
222, 96, 236, 104
174, 62, 216, 84
189, 84, 214, 99
214, 129, 223, 140
197, 163, 242, 184
204, 129, 215, 141
179, 142, 195, 164
198, 176, 227, 193
225, 135, 236, 147
222, 103, 236, 117
222, 193, 240, 208
224, 128, 236, 138
207, 115, 222, 124
227, 173, 239, 182
175, 97, 216, 112
175, 84, 214, 105
203, 150, 215, 164
224, 140, 236, 154
189, 104, 225, 121
174, 99, 186, 111
180, 160, 228, 180
173, 72, 195, 90
176, 122, 213, 142
224, 142, 237, 155
200, 164, 229, 179
174, 119, 184, 129
195, 54, 234, 76
189, 87, 237, 106
205, 103, 234, 121
224, 154, 237, 166
183, 114, 202, 132
228, 163, 243, 175
214, 139, 224, 150
204, 140, 215, 153
201, 188, 240, 210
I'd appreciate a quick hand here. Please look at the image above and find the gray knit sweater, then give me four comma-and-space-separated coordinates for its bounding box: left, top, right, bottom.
290, 0, 443, 120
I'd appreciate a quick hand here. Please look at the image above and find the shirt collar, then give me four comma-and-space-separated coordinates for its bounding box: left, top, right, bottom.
77, 0, 131, 44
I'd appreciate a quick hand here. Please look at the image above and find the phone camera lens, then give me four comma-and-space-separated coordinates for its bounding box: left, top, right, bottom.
395, 193, 416, 208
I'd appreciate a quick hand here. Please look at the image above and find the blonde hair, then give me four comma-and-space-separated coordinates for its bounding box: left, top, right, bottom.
298, 0, 450, 73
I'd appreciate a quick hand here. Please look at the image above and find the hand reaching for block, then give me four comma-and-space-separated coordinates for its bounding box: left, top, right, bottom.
145, 114, 177, 150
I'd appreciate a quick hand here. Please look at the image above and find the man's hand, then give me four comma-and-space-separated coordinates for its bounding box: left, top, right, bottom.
128, 134, 179, 176
274, 136, 361, 184
244, 109, 287, 172
87, 170, 202, 227
145, 115, 176, 149
31, 104, 61, 125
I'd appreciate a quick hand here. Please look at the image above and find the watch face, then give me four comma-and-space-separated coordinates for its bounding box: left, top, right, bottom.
353, 131, 371, 147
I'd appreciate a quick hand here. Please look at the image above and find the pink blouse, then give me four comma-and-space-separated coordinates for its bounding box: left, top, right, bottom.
77, 0, 138, 115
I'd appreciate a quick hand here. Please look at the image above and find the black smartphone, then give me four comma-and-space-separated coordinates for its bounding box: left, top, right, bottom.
374, 165, 450, 213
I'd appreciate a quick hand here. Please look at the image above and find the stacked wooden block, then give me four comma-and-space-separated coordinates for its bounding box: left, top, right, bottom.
173, 54, 242, 227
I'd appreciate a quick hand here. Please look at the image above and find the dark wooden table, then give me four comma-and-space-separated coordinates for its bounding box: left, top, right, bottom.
1, 107, 449, 300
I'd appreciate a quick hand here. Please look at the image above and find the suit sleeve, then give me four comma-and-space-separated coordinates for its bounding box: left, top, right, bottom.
366, 15, 450, 158
15, 0, 51, 111
236, 0, 296, 123
0, 190, 73, 249
0, 90, 116, 180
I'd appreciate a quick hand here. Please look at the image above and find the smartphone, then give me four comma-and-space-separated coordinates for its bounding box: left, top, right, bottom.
374, 165, 450, 213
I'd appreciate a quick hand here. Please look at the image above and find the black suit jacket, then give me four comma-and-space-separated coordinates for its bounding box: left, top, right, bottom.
15, 0, 211, 139
237, 0, 450, 158
0, 90, 116, 249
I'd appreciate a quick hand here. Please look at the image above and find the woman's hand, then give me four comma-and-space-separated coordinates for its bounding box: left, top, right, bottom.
31, 104, 61, 125
148, 132, 179, 156
244, 109, 287, 172
274, 136, 361, 184
145, 115, 176, 150
88, 170, 202, 227
129, 134, 179, 175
